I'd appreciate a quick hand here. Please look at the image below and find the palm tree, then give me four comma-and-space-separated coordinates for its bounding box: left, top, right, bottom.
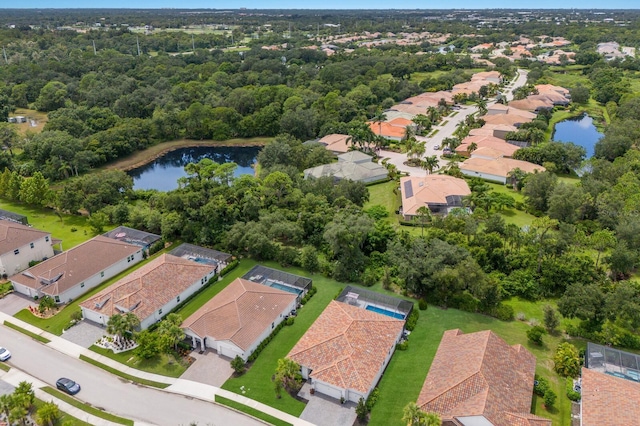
426, 106, 440, 124
415, 206, 431, 237
476, 98, 488, 115
467, 142, 478, 156
409, 141, 426, 163
0, 394, 13, 419
107, 312, 140, 346
372, 109, 387, 139
36, 402, 60, 426
412, 114, 431, 134
507, 167, 527, 190
421, 155, 440, 175
402, 402, 440, 426
403, 125, 415, 141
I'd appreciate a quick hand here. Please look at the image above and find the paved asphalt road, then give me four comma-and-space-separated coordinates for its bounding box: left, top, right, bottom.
379, 68, 530, 176
0, 325, 261, 426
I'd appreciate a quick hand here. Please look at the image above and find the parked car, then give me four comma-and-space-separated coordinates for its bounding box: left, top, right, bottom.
56, 378, 81, 395
434, 145, 441, 150
0, 347, 11, 361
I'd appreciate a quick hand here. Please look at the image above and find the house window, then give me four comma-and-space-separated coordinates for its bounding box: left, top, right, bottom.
177, 296, 180, 303
158, 309, 163, 315
80, 282, 85, 288
13, 249, 19, 255
100, 271, 104, 278
54, 296, 60, 303
272, 322, 275, 329
45, 236, 50, 242
30, 242, 34, 249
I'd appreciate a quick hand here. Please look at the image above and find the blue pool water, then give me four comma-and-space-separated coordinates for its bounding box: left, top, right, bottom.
268, 281, 302, 295
366, 305, 406, 320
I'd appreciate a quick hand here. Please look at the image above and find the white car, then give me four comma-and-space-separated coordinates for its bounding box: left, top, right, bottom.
434, 145, 441, 150
0, 347, 11, 361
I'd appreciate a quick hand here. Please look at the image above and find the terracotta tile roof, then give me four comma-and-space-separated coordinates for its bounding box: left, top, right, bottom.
581, 367, 640, 426
457, 135, 520, 158
452, 80, 487, 96
471, 71, 501, 81
485, 106, 537, 120
288, 300, 404, 394
481, 113, 533, 126
508, 98, 554, 112
400, 175, 471, 216
469, 124, 518, 138
461, 156, 545, 178
80, 254, 215, 322
369, 122, 407, 139
0, 219, 51, 255
387, 117, 414, 127
318, 134, 351, 154
10, 236, 140, 296
535, 84, 569, 96
417, 329, 551, 426
181, 278, 296, 350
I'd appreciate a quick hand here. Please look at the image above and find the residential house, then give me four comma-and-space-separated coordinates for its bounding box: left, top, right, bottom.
581, 368, 640, 426
469, 124, 518, 140
485, 104, 536, 120
10, 236, 142, 304
80, 254, 217, 330
287, 300, 404, 403
0, 220, 54, 277
471, 71, 502, 84
506, 97, 554, 113
456, 134, 521, 158
369, 121, 407, 141
399, 175, 471, 218
303, 152, 388, 184
316, 134, 352, 154
182, 278, 296, 360
480, 112, 533, 127
417, 329, 551, 426
460, 154, 545, 184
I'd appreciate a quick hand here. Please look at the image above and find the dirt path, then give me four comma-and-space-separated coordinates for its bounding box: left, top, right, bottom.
103, 137, 271, 171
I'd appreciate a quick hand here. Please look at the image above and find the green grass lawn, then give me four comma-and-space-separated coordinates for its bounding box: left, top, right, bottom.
14, 243, 179, 335
0, 198, 94, 249
365, 180, 400, 218
221, 263, 346, 416
368, 306, 569, 426
89, 345, 188, 378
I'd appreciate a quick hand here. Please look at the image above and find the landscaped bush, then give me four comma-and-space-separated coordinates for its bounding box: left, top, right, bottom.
285, 317, 295, 326
300, 285, 317, 305
220, 260, 239, 277
418, 299, 428, 311
148, 240, 165, 256
396, 340, 409, 351
247, 321, 286, 363
566, 377, 581, 402
527, 325, 546, 345
492, 303, 514, 321
534, 375, 550, 397
405, 307, 419, 331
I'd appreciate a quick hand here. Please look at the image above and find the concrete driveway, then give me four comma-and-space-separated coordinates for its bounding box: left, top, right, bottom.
61, 320, 106, 348
0, 292, 33, 315
300, 392, 356, 426
179, 349, 234, 387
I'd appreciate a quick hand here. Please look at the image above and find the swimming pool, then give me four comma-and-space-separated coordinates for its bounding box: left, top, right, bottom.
267, 280, 303, 295
366, 305, 406, 320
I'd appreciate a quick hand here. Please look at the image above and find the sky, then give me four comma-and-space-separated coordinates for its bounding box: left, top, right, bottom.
5, 1, 639, 10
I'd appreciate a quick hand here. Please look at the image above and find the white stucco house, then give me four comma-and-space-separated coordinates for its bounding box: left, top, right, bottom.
460, 155, 546, 184
182, 278, 297, 360
287, 300, 405, 403
0, 220, 55, 277
80, 253, 217, 330
10, 236, 142, 304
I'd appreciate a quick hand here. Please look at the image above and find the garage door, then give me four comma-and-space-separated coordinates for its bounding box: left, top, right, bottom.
82, 308, 106, 325
314, 381, 343, 400
219, 344, 241, 359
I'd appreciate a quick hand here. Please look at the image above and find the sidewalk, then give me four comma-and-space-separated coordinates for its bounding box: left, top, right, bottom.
0, 312, 314, 426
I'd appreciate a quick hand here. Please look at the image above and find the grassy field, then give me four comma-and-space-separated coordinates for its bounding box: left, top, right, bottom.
0, 199, 93, 249
9, 108, 48, 135
78, 355, 169, 388
103, 137, 271, 171
215, 395, 292, 426
89, 345, 188, 378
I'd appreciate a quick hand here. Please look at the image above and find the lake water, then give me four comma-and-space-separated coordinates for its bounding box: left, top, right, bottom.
129, 145, 261, 191
552, 114, 603, 158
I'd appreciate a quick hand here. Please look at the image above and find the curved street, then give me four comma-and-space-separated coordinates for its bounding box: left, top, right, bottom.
0, 324, 261, 426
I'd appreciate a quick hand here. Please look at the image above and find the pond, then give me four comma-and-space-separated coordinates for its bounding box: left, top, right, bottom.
552, 114, 603, 158
128, 145, 261, 191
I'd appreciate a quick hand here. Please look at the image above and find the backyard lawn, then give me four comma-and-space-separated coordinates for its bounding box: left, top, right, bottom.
0, 198, 94, 249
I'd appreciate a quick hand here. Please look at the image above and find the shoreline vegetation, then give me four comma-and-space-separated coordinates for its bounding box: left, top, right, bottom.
103, 137, 272, 172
